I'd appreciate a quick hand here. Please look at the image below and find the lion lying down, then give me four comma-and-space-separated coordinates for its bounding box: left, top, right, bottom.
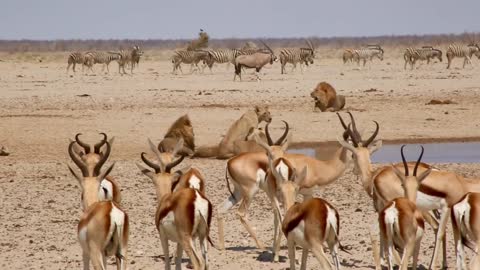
158, 114, 195, 156
310, 81, 346, 112
193, 106, 272, 159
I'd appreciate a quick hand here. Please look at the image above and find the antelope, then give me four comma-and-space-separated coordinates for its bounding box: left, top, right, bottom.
136, 138, 213, 270
68, 141, 129, 270
451, 192, 480, 269
233, 41, 278, 81
337, 113, 480, 270
267, 153, 344, 269
379, 145, 430, 270
68, 133, 121, 206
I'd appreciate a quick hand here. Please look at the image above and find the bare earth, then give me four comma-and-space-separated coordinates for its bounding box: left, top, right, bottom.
1, 51, 480, 269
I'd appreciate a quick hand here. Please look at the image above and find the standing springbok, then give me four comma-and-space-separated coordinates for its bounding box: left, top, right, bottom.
68, 141, 129, 270
136, 139, 213, 270
266, 153, 344, 270
233, 41, 278, 81
451, 192, 480, 269
379, 145, 430, 270
337, 113, 480, 270
68, 133, 121, 206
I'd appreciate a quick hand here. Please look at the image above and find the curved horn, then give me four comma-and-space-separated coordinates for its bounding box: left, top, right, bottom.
337, 113, 348, 130
94, 132, 107, 154
363, 121, 379, 147
75, 133, 91, 154
165, 155, 185, 173
306, 39, 314, 50
93, 141, 111, 177
68, 142, 89, 177
413, 145, 425, 176
347, 112, 362, 143
141, 152, 160, 173
265, 123, 274, 146
346, 124, 359, 147
400, 145, 409, 176
275, 121, 290, 145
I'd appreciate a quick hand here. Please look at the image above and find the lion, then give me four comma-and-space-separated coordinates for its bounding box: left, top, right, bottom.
310, 81, 346, 112
193, 105, 272, 159
158, 114, 195, 156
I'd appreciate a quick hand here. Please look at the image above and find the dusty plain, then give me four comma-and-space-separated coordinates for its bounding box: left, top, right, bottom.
1, 48, 480, 269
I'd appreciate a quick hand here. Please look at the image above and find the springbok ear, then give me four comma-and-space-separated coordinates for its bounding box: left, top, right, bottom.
98, 162, 115, 181
108, 136, 115, 146
417, 168, 432, 183
368, 140, 383, 154
254, 105, 260, 113
390, 164, 405, 181
67, 165, 83, 189
136, 162, 155, 180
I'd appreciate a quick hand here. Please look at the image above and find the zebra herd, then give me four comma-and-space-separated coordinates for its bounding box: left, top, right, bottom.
66, 45, 143, 75
343, 43, 480, 69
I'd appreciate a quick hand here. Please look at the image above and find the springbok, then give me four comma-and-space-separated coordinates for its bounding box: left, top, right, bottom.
69, 133, 121, 205
68, 141, 129, 270
267, 153, 344, 270
379, 145, 430, 270
337, 113, 480, 270
136, 139, 213, 270
451, 192, 480, 269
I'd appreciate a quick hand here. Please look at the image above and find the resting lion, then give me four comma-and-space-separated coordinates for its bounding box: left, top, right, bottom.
310, 81, 346, 112
158, 114, 195, 156
193, 106, 272, 159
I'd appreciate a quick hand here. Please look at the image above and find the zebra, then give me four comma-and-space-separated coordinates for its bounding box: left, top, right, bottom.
403, 47, 442, 70
109, 45, 143, 75
352, 46, 384, 66
66, 52, 88, 73
342, 49, 355, 64
84, 51, 121, 73
446, 43, 480, 69
279, 47, 314, 74
171, 50, 210, 74
202, 49, 243, 71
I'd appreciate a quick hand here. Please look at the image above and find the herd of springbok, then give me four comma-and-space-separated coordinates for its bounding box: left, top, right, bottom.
67, 112, 480, 270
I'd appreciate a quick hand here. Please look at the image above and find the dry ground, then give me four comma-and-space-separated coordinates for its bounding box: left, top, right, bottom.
1, 51, 480, 269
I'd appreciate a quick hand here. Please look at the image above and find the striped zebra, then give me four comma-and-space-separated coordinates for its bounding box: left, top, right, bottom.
403, 47, 442, 70
84, 51, 121, 73
353, 46, 384, 66
171, 50, 210, 74
342, 49, 355, 64
203, 49, 242, 71
66, 52, 88, 73
279, 47, 314, 74
109, 45, 143, 75
446, 44, 480, 69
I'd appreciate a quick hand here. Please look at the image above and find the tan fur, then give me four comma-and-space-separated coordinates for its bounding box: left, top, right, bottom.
159, 114, 195, 156
194, 106, 272, 159
310, 82, 345, 112
232, 127, 269, 155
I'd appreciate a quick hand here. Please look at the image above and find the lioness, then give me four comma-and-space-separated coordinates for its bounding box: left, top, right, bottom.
194, 106, 272, 159
158, 114, 195, 156
310, 81, 346, 112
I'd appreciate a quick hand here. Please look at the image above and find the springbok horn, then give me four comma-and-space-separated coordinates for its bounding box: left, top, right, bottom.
347, 112, 362, 144
141, 152, 161, 173
93, 141, 111, 177
363, 121, 379, 147
346, 124, 359, 147
94, 133, 108, 154
400, 145, 409, 176
275, 121, 290, 146
265, 123, 274, 146
413, 145, 425, 177
75, 133, 91, 154
68, 142, 89, 177
337, 113, 348, 130
165, 155, 185, 173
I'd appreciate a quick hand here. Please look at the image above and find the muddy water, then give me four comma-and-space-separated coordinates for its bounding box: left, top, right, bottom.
289, 142, 480, 163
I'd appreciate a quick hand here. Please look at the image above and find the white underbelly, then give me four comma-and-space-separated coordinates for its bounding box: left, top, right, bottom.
415, 191, 446, 211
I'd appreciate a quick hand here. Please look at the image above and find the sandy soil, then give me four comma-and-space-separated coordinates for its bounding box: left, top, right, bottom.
1, 53, 480, 269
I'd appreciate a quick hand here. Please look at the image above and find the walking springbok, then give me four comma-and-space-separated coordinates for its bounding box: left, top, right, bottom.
379, 145, 430, 270
136, 138, 213, 270
68, 141, 129, 270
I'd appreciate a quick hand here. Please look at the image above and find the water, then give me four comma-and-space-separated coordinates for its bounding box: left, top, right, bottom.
288, 142, 480, 163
